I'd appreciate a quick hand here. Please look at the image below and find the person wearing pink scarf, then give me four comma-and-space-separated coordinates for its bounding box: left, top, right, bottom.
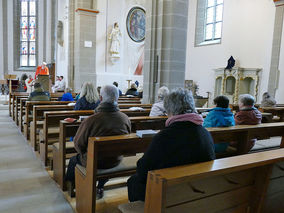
127, 88, 215, 202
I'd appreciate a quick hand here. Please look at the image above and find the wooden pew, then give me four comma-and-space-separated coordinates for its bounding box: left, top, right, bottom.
16, 93, 77, 127
74, 122, 284, 213
10, 92, 28, 120
119, 148, 284, 213
118, 104, 152, 109
260, 107, 284, 122
118, 100, 141, 104
118, 98, 141, 101
53, 116, 167, 189
30, 103, 152, 150
39, 109, 151, 166
30, 105, 75, 150
24, 101, 74, 139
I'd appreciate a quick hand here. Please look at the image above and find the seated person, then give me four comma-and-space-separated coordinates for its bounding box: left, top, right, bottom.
113, 81, 123, 96
27, 82, 50, 101
74, 82, 100, 110
25, 75, 34, 93
52, 76, 60, 93
149, 86, 169, 116
65, 85, 131, 199
60, 87, 74, 101
127, 88, 215, 202
234, 94, 262, 151
125, 83, 138, 96
203, 95, 235, 153
260, 92, 276, 107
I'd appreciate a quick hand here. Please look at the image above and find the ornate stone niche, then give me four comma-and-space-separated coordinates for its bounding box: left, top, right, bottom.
214, 67, 262, 104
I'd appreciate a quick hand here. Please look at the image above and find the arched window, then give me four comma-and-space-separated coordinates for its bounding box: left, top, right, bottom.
19, 0, 37, 67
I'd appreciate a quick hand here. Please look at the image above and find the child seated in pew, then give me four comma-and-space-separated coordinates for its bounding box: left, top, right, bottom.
203, 95, 235, 153
234, 94, 262, 151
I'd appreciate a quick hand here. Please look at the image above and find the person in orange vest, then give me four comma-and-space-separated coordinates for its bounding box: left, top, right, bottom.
35, 62, 49, 79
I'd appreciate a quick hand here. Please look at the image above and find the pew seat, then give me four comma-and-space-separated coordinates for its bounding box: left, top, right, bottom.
76, 154, 142, 178
118, 149, 284, 213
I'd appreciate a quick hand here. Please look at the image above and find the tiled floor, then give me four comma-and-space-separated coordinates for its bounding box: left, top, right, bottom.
0, 106, 74, 213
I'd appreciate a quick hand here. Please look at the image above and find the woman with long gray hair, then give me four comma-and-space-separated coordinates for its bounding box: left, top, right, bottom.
74, 82, 100, 110
127, 88, 215, 202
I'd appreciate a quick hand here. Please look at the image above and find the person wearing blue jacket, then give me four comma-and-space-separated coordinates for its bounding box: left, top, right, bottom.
203, 95, 235, 153
60, 88, 74, 101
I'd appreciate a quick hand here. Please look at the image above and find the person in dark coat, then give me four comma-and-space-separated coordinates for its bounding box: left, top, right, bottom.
74, 82, 100, 110
66, 85, 131, 199
27, 82, 50, 101
125, 83, 138, 96
203, 95, 235, 153
113, 82, 123, 96
127, 88, 215, 202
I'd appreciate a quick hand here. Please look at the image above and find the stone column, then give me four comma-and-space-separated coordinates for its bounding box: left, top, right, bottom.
143, 0, 189, 104
73, 8, 98, 91
268, 1, 284, 96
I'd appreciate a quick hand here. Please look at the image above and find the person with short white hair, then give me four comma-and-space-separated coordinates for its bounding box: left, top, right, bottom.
66, 85, 131, 199
150, 86, 169, 116
234, 94, 262, 151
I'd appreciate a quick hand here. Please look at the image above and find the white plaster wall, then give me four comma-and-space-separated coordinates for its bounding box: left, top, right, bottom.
275, 14, 284, 103
95, 0, 145, 93
0, 0, 4, 79
55, 0, 69, 85
186, 0, 275, 103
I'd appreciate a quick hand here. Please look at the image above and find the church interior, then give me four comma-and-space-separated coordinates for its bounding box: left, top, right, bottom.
0, 0, 284, 212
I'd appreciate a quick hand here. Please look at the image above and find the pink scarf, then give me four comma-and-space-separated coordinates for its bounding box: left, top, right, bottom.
165, 113, 204, 127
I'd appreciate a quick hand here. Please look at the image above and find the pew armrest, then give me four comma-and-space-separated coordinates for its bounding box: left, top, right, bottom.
118, 201, 145, 213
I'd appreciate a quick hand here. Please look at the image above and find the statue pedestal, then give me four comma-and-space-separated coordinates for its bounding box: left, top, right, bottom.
36, 75, 50, 92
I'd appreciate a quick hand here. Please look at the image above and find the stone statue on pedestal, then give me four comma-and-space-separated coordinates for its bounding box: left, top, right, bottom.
108, 22, 122, 59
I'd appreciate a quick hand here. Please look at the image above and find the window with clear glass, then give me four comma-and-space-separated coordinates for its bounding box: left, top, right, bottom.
20, 0, 37, 67
205, 0, 223, 41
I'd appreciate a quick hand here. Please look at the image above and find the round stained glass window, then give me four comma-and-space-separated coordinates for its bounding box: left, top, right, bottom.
126, 7, 146, 43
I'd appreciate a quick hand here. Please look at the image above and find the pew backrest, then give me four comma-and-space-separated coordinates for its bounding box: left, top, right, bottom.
141, 149, 284, 213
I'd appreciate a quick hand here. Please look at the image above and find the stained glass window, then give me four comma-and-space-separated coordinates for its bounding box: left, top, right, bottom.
205, 0, 223, 41
20, 0, 37, 67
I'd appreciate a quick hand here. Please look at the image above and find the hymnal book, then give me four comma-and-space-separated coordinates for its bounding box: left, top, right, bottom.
136, 130, 158, 138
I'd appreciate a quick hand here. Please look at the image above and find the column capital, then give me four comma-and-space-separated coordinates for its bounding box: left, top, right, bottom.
274, 0, 284, 7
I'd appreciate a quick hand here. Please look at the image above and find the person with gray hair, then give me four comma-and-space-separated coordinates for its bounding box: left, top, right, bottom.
261, 92, 276, 107
99, 85, 119, 103
127, 88, 215, 202
66, 85, 131, 199
149, 86, 169, 116
74, 82, 100, 110
234, 94, 262, 151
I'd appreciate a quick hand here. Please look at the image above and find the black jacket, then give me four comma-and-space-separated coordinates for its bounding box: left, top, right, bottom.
125, 88, 138, 96
127, 121, 215, 202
